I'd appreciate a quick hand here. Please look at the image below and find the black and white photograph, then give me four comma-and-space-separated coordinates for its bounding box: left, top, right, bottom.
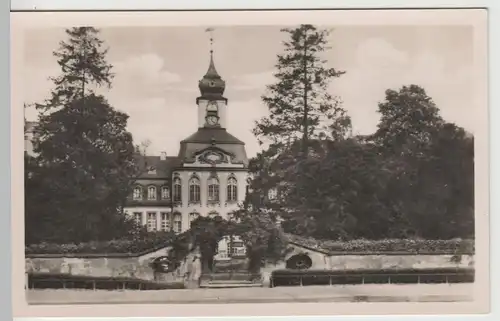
11, 9, 489, 317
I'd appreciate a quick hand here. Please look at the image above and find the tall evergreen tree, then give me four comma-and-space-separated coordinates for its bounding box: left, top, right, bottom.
253, 24, 351, 156
26, 27, 137, 244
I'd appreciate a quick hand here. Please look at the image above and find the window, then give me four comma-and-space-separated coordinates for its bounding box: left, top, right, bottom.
147, 212, 157, 232
207, 176, 220, 202
173, 213, 182, 233
147, 186, 157, 200
268, 188, 278, 200
173, 176, 182, 203
133, 186, 142, 200
147, 166, 157, 175
133, 212, 142, 225
161, 186, 170, 200
189, 176, 201, 204
227, 176, 238, 202
189, 212, 199, 227
160, 212, 170, 231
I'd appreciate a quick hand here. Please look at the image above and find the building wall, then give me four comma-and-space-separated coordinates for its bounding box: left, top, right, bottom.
123, 207, 174, 232
173, 169, 248, 231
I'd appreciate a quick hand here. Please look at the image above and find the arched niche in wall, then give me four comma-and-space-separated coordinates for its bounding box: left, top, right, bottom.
285, 253, 313, 270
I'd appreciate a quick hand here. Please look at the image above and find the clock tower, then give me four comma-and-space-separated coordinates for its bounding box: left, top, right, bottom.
196, 50, 228, 129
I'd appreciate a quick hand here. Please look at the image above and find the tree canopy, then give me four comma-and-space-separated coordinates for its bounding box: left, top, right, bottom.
251, 82, 474, 241
25, 27, 138, 244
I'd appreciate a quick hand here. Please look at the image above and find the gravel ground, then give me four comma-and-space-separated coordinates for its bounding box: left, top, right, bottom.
26, 283, 473, 305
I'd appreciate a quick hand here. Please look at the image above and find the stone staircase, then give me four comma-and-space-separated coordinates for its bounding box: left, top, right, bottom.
199, 257, 263, 288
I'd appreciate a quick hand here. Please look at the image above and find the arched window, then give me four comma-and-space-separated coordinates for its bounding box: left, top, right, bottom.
161, 186, 170, 200
227, 176, 238, 202
189, 176, 201, 204
173, 212, 182, 233
133, 186, 142, 200
189, 212, 199, 227
173, 176, 182, 203
207, 176, 220, 203
147, 186, 157, 200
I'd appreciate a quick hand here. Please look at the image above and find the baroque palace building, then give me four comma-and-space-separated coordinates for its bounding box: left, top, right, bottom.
123, 51, 250, 241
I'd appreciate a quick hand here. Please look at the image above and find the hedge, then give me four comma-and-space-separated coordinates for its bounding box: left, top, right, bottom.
25, 232, 475, 256
25, 231, 177, 255
285, 234, 475, 254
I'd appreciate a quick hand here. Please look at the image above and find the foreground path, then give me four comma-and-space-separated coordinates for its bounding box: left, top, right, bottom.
27, 283, 473, 305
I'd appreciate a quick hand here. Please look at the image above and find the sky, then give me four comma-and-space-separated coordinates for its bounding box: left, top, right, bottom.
23, 25, 475, 158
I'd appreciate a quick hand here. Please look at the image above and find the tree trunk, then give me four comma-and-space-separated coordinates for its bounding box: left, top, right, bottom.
301, 36, 309, 157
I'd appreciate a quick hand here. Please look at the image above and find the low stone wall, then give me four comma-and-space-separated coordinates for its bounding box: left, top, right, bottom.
25, 246, 197, 284
259, 243, 474, 286
327, 254, 474, 270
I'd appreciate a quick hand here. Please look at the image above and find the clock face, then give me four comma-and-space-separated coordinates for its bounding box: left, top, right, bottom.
206, 115, 219, 126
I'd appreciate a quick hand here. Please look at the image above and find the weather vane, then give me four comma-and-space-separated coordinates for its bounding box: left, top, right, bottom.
205, 27, 215, 53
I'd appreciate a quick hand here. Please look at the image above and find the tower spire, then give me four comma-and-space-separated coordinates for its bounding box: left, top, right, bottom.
204, 27, 219, 78
198, 27, 226, 100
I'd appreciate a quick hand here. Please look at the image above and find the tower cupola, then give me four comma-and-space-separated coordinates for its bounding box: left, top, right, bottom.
198, 51, 226, 99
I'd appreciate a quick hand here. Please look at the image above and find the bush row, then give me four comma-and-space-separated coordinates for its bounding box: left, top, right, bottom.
25, 231, 177, 255
285, 234, 475, 254
25, 232, 475, 256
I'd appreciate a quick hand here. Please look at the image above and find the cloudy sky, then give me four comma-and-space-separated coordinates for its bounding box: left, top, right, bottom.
23, 25, 474, 158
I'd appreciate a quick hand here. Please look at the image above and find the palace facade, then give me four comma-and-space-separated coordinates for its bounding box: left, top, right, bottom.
123, 51, 250, 241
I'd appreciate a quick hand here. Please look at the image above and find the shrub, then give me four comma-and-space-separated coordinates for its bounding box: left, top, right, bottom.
285, 234, 475, 254
25, 231, 176, 255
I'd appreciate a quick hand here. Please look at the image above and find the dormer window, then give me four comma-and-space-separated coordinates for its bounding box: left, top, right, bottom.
148, 186, 157, 200
147, 166, 157, 175
133, 186, 143, 200
161, 186, 170, 200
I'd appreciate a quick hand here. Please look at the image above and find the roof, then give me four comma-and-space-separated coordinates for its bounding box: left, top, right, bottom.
205, 51, 221, 79
181, 127, 244, 145
134, 154, 180, 179
178, 128, 249, 166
